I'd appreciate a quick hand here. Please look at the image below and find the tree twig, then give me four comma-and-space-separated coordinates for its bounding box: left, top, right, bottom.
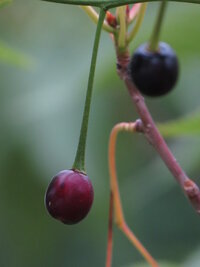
116, 51, 200, 214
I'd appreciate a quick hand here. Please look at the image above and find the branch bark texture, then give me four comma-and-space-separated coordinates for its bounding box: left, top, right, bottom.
116, 51, 200, 214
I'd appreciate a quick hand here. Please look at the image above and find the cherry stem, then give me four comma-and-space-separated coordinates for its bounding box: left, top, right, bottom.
117, 6, 127, 51
127, 3, 147, 43
116, 50, 200, 214
107, 122, 159, 267
73, 8, 106, 173
149, 0, 167, 51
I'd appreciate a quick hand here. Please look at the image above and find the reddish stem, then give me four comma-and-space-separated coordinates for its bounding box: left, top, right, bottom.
105, 191, 114, 267
107, 122, 159, 267
116, 50, 200, 214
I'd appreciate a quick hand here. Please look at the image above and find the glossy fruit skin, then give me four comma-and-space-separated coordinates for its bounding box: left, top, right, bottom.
129, 42, 179, 97
45, 169, 94, 224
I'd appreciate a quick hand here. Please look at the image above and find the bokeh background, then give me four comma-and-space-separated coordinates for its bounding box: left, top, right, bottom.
0, 1, 200, 266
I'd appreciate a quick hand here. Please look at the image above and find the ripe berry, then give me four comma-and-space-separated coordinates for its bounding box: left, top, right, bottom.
129, 42, 179, 97
45, 169, 94, 224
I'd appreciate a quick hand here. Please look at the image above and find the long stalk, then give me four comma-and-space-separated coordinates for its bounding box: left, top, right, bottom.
73, 8, 106, 172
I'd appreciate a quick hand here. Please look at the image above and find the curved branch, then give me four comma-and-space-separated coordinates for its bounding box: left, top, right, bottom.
106, 121, 159, 267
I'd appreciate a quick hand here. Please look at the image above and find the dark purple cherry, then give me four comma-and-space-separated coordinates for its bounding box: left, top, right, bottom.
128, 42, 179, 97
45, 169, 94, 224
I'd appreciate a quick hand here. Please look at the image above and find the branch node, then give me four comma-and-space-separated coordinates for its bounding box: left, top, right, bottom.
184, 180, 200, 214
135, 119, 144, 133
134, 95, 140, 104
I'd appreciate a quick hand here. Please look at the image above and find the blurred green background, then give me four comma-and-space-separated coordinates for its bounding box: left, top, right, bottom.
0, 1, 200, 266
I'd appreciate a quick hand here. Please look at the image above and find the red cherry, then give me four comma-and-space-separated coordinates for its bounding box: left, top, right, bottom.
45, 170, 94, 224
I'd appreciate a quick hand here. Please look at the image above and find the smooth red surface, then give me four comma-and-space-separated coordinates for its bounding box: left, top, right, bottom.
45, 170, 94, 224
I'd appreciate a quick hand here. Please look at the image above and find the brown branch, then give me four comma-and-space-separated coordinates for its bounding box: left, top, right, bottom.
116, 50, 200, 214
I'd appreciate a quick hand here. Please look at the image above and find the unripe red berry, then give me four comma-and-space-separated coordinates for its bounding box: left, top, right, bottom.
45, 169, 94, 224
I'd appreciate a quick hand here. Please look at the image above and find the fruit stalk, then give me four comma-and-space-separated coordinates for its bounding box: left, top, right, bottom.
73, 8, 106, 172
127, 3, 147, 43
117, 6, 127, 51
117, 50, 200, 214
149, 0, 167, 51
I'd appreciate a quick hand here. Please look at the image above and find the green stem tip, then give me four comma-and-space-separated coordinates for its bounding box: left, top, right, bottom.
72, 8, 106, 173
149, 0, 168, 51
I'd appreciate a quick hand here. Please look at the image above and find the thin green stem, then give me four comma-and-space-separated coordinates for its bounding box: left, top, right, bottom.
149, 0, 168, 51
72, 8, 106, 173
117, 6, 127, 51
80, 6, 115, 33
41, 0, 200, 9
127, 3, 147, 43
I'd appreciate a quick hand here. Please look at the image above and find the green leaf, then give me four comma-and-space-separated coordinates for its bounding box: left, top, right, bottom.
41, 0, 200, 9
157, 110, 200, 137
0, 41, 34, 68
0, 0, 12, 8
